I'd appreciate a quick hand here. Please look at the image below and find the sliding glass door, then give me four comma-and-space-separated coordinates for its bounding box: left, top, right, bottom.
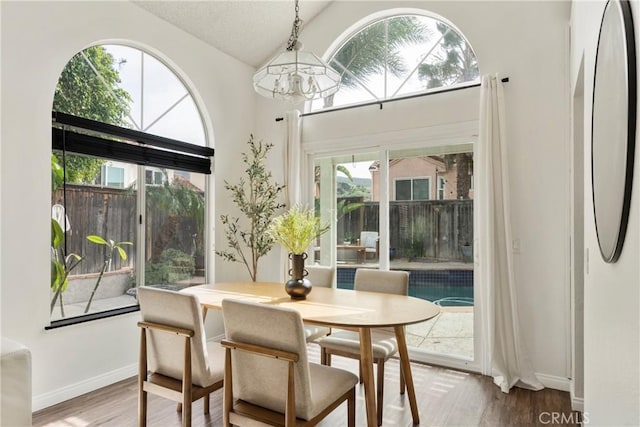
311, 143, 476, 366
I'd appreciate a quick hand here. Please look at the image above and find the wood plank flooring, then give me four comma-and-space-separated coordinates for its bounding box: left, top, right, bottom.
33, 345, 579, 426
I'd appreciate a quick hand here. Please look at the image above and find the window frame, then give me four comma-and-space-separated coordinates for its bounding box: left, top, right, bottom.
309, 12, 480, 113
394, 176, 431, 201
49, 117, 212, 328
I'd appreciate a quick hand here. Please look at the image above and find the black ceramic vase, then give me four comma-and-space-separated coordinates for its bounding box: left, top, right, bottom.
285, 253, 312, 300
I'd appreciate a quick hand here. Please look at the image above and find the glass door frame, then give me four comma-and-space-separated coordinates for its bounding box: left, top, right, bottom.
301, 124, 484, 374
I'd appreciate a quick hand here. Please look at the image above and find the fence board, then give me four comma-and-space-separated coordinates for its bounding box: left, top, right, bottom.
53, 185, 201, 275
337, 199, 473, 262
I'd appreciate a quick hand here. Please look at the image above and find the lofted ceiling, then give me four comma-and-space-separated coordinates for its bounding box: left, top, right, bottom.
133, 1, 333, 68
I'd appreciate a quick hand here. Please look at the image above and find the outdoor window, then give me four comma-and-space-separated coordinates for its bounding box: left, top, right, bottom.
437, 176, 446, 200
101, 165, 125, 188
50, 44, 211, 326
145, 169, 165, 186
395, 178, 431, 201
309, 13, 479, 111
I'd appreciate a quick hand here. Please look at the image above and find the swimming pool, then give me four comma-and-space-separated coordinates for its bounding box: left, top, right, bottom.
336, 267, 474, 307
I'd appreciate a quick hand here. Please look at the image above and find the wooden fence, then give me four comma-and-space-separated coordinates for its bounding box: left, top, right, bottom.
338, 199, 473, 262
53, 185, 201, 274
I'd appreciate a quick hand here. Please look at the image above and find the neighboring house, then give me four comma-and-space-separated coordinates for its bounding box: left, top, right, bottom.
370, 156, 474, 202
97, 161, 204, 192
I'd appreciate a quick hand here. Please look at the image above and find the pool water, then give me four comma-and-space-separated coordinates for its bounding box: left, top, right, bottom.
336, 268, 474, 307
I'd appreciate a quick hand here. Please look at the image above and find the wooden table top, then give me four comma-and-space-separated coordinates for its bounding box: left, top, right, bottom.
181, 281, 440, 328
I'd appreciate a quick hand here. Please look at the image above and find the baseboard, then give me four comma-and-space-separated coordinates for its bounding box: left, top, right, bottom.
571, 396, 584, 412
569, 381, 584, 411
32, 363, 137, 411
536, 373, 571, 391
33, 335, 225, 411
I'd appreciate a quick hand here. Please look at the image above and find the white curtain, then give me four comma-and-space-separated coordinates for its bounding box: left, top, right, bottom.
281, 110, 303, 280
478, 75, 544, 393
284, 109, 302, 207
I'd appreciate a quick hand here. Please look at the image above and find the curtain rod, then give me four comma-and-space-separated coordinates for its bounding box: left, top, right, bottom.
275, 77, 509, 122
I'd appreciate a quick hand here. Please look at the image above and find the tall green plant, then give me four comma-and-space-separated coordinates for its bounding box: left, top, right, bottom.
84, 235, 133, 313
216, 135, 285, 281
268, 205, 329, 255
50, 219, 83, 317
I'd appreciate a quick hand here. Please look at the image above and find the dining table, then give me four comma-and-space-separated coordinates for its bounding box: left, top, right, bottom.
181, 281, 440, 427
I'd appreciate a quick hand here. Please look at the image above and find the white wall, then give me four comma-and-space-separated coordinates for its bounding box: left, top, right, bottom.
571, 1, 640, 424
0, 1, 256, 409
256, 0, 572, 386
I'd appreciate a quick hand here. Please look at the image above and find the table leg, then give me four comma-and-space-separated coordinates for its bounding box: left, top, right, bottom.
395, 326, 419, 424
359, 327, 377, 427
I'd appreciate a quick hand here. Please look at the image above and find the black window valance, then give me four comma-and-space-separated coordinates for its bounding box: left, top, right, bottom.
52, 111, 214, 174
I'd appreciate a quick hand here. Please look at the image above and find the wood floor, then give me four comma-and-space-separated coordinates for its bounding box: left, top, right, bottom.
33, 345, 579, 427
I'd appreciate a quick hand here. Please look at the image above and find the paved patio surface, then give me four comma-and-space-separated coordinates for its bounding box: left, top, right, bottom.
406, 307, 474, 360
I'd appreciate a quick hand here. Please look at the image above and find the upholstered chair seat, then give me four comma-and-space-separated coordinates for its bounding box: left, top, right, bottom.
317, 268, 410, 426
137, 286, 225, 427
303, 265, 335, 343
221, 298, 358, 426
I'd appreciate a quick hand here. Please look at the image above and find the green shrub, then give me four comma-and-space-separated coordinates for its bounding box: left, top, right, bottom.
145, 248, 195, 285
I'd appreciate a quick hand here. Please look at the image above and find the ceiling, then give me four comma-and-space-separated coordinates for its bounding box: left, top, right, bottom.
133, 1, 332, 68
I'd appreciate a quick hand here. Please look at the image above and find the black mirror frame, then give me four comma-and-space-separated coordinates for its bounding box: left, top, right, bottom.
591, 0, 637, 263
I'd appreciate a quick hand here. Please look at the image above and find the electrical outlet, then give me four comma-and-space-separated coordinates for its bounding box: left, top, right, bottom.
512, 238, 521, 254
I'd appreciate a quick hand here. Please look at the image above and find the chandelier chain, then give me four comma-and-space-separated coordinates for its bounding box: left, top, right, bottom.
286, 0, 301, 51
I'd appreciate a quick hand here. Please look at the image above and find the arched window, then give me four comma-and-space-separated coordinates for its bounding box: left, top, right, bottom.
50, 45, 210, 325
310, 13, 479, 111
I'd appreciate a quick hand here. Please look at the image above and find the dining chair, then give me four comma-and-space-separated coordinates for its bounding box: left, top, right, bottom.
221, 298, 358, 427
303, 265, 334, 343
137, 286, 225, 427
316, 268, 409, 426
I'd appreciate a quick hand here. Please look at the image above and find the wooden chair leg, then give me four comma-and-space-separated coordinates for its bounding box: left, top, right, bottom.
400, 363, 406, 395
182, 335, 192, 427
204, 393, 210, 415
138, 328, 148, 427
321, 348, 331, 366
223, 348, 233, 427
347, 388, 356, 427
359, 362, 364, 384
376, 360, 384, 426
138, 388, 147, 427
182, 398, 192, 427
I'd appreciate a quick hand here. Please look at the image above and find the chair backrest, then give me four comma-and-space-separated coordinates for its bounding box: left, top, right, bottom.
305, 265, 334, 288
138, 286, 212, 387
360, 231, 379, 249
354, 269, 409, 296
222, 299, 314, 419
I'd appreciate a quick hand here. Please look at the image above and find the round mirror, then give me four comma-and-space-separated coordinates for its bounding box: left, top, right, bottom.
591, 0, 636, 263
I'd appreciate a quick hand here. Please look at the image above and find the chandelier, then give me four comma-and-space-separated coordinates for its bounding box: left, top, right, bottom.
253, 0, 341, 103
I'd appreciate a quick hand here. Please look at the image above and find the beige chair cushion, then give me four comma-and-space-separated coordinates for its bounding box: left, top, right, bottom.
353, 268, 408, 295
138, 286, 224, 388
316, 330, 398, 360
318, 269, 409, 357
305, 265, 334, 288
304, 265, 334, 342
305, 325, 331, 343
1, 338, 31, 427
222, 299, 357, 421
